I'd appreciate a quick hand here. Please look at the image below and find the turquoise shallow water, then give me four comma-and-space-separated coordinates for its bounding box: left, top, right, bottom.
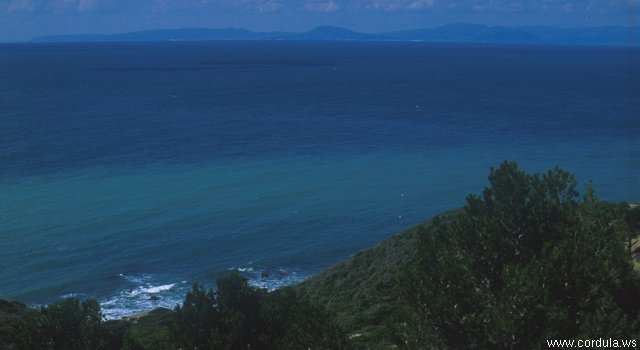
0, 41, 638, 318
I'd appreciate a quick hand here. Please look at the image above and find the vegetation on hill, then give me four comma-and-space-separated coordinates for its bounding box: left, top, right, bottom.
1, 162, 639, 349
301, 162, 640, 349
2, 272, 349, 350
295, 220, 429, 348
5, 298, 134, 350
396, 162, 640, 348
170, 271, 350, 349
0, 300, 34, 350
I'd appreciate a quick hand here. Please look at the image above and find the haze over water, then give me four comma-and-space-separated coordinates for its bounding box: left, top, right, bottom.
1, 41, 638, 318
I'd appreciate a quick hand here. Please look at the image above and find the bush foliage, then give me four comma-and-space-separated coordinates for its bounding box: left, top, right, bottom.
6, 298, 131, 350
5, 274, 350, 350
171, 271, 351, 349
397, 161, 640, 348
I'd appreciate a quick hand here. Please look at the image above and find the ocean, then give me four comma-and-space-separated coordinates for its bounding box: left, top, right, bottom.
0, 41, 638, 318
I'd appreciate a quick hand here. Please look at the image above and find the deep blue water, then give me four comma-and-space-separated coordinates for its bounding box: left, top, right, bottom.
1, 41, 638, 318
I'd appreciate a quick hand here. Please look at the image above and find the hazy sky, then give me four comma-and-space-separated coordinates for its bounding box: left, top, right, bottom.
1, 0, 638, 41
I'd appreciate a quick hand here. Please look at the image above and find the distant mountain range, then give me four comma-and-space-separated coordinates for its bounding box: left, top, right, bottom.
31, 23, 639, 46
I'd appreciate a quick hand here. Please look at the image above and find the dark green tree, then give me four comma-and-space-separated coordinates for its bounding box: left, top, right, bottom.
8, 298, 125, 350
171, 283, 218, 349
398, 162, 640, 349
624, 204, 640, 255
260, 286, 351, 349
212, 272, 265, 349
171, 271, 351, 350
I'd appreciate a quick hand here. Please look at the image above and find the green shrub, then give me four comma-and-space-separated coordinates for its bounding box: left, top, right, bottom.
171, 271, 351, 349
399, 161, 640, 349
7, 298, 127, 350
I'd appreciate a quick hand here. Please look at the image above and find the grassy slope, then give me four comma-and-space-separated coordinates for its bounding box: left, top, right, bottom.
295, 211, 459, 349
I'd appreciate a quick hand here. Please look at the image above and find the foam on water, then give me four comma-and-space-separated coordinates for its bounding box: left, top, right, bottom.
96, 267, 308, 319
100, 274, 188, 320
231, 264, 309, 291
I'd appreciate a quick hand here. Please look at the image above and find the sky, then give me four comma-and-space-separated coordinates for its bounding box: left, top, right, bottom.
0, 0, 638, 41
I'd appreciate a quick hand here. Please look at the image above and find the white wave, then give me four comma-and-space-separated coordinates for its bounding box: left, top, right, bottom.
234, 267, 254, 272
232, 265, 309, 292
100, 268, 312, 320
60, 292, 83, 299
142, 283, 176, 294
100, 274, 186, 320
118, 273, 152, 284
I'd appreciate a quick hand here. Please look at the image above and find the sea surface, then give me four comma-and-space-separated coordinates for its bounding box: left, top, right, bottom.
1, 41, 638, 318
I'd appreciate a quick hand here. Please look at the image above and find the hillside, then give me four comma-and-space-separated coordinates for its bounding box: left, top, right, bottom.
298, 213, 640, 349
298, 163, 640, 349
294, 217, 441, 348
